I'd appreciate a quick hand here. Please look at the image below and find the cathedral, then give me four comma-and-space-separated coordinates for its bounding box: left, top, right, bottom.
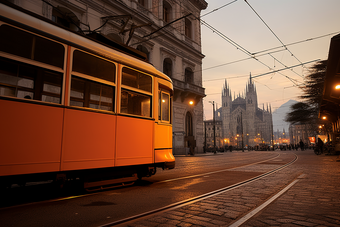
215, 75, 273, 148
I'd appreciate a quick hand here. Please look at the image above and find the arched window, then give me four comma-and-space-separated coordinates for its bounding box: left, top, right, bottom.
185, 18, 192, 39
186, 112, 193, 136
163, 58, 172, 78
137, 45, 149, 60
52, 7, 80, 32
163, 1, 172, 23
185, 67, 193, 83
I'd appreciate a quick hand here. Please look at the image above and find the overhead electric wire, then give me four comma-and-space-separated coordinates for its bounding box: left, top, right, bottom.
268, 53, 303, 78
252, 31, 340, 56
200, 18, 298, 83
130, 1, 322, 88
201, 30, 336, 75
201, 0, 239, 18
251, 59, 320, 79
244, 0, 305, 67
204, 74, 251, 82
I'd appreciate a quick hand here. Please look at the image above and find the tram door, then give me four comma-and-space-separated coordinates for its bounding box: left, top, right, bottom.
154, 84, 173, 163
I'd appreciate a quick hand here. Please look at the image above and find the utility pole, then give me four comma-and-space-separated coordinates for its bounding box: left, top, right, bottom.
241, 111, 244, 152
271, 118, 274, 150
209, 101, 216, 153
213, 101, 216, 153
204, 121, 207, 153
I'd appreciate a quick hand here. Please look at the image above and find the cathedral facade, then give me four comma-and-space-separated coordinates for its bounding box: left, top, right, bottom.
215, 76, 273, 148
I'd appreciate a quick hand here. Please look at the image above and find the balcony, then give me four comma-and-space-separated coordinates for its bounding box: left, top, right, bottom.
172, 78, 205, 105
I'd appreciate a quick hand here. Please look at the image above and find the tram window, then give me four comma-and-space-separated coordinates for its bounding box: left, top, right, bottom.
41, 71, 63, 104
121, 89, 151, 117
72, 50, 116, 83
34, 36, 65, 68
161, 92, 170, 122
70, 76, 115, 111
0, 57, 62, 104
0, 25, 65, 68
122, 67, 152, 93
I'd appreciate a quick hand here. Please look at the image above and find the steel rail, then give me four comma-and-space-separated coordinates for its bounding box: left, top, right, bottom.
100, 153, 298, 227
158, 153, 281, 183
0, 152, 280, 210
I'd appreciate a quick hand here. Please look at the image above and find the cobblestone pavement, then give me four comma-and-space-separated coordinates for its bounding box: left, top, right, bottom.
119, 150, 340, 227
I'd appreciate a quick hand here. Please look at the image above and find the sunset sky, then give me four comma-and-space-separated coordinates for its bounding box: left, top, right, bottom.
201, 0, 340, 121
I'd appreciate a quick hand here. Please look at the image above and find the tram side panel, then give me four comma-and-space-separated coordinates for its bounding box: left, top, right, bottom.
0, 99, 63, 176
61, 108, 116, 171
115, 115, 153, 166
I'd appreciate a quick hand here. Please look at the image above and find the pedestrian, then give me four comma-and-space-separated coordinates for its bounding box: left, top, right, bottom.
299, 140, 304, 151
317, 138, 324, 154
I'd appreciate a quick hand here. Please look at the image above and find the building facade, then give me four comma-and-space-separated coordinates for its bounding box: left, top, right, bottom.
214, 76, 273, 147
204, 119, 223, 149
9, 0, 207, 155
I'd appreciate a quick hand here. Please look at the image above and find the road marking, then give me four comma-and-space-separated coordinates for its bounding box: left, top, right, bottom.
229, 177, 300, 227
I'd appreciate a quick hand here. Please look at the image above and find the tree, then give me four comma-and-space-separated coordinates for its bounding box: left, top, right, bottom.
285, 60, 328, 142
300, 60, 327, 110
285, 102, 315, 124
285, 60, 327, 125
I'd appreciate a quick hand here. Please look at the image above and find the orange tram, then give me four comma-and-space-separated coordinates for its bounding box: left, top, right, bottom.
0, 2, 175, 190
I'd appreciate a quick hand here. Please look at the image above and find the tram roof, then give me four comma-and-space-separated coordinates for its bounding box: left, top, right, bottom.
0, 1, 172, 84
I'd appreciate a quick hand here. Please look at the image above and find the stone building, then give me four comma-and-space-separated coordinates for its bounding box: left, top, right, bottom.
204, 119, 223, 149
9, 0, 207, 155
214, 75, 273, 147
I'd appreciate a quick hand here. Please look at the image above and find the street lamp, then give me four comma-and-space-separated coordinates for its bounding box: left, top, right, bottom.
241, 112, 244, 152
209, 101, 216, 153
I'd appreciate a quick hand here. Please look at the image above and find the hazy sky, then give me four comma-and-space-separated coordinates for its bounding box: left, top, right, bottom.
201, 0, 340, 121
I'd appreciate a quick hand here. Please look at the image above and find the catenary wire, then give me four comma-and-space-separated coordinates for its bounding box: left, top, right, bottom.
244, 0, 305, 68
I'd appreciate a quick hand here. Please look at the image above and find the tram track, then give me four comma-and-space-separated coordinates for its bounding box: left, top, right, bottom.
0, 152, 280, 210
0, 152, 298, 227
100, 152, 298, 226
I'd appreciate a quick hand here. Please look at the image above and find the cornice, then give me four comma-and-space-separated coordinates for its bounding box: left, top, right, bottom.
189, 0, 208, 10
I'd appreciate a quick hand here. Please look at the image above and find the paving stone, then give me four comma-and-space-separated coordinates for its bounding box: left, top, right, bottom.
184, 218, 218, 227
123, 151, 340, 227
164, 219, 181, 225
292, 220, 317, 226
147, 217, 169, 224
276, 218, 295, 223
176, 222, 192, 227
205, 209, 224, 216
161, 213, 185, 221
167, 211, 186, 217
190, 215, 211, 222
211, 219, 228, 225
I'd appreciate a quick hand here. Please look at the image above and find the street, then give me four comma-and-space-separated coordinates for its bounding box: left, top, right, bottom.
0, 150, 339, 227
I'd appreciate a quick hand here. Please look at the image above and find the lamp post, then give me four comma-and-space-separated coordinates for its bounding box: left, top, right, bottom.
209, 101, 216, 153
241, 112, 244, 152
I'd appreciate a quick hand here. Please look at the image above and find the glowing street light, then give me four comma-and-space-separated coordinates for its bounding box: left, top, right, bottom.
189, 100, 194, 105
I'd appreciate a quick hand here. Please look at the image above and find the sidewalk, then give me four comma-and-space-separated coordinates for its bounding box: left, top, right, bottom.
123, 149, 340, 226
